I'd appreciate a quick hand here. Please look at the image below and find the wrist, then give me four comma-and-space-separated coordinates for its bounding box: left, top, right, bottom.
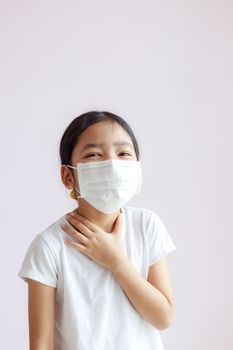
110, 252, 127, 274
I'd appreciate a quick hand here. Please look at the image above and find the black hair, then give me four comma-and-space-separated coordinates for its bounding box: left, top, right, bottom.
59, 111, 140, 166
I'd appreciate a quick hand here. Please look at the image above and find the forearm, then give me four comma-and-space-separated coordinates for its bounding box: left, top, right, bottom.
111, 254, 173, 330
30, 342, 53, 350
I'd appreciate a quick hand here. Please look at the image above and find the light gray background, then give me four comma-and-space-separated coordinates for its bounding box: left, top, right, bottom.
1, 1, 232, 349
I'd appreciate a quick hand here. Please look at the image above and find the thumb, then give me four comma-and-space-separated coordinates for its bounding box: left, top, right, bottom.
113, 212, 122, 234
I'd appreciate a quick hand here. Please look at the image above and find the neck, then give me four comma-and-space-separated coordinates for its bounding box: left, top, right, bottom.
75, 200, 121, 233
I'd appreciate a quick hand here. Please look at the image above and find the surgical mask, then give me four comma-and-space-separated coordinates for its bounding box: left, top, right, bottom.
67, 158, 142, 214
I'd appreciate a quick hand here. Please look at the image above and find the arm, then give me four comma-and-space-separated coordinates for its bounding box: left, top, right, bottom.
111, 255, 175, 330
27, 279, 56, 350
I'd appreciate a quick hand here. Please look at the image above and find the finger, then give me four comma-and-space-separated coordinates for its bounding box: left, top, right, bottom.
74, 221, 94, 239
65, 215, 94, 239
61, 224, 90, 243
72, 212, 101, 233
64, 238, 88, 253
65, 212, 82, 230
113, 212, 122, 234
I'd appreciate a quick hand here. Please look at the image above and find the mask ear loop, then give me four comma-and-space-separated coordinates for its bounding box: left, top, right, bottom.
66, 165, 83, 199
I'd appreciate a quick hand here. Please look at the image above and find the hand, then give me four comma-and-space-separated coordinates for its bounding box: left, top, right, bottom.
61, 210, 124, 271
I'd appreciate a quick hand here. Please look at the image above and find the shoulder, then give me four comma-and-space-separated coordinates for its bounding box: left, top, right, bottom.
18, 216, 67, 287
122, 205, 162, 237
29, 215, 68, 255
122, 205, 160, 225
122, 205, 170, 240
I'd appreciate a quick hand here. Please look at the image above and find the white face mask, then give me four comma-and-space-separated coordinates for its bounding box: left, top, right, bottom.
67, 159, 142, 214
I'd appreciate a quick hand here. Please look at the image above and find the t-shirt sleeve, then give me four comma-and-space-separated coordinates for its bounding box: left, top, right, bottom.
147, 212, 177, 266
17, 234, 58, 288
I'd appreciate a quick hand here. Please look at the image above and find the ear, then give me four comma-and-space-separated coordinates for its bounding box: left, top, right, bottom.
60, 165, 75, 190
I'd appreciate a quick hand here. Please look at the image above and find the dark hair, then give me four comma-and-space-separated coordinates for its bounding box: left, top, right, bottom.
59, 111, 140, 166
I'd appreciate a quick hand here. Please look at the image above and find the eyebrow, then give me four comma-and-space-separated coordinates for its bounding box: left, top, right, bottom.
81, 142, 133, 153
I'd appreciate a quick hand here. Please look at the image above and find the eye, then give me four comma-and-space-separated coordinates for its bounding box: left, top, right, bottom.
85, 153, 101, 158
119, 152, 132, 157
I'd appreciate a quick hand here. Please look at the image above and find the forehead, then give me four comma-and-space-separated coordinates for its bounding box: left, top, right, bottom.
76, 121, 133, 146
70, 121, 134, 163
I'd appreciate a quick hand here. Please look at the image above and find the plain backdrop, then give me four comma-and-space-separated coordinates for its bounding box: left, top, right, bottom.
0, 1, 233, 349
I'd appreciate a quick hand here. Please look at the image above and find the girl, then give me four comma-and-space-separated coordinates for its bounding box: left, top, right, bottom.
18, 111, 176, 350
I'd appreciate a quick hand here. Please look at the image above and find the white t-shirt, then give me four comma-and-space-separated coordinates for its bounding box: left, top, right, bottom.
18, 205, 176, 350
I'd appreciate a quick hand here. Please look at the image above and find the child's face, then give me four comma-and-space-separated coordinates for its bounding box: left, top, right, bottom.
61, 120, 137, 192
